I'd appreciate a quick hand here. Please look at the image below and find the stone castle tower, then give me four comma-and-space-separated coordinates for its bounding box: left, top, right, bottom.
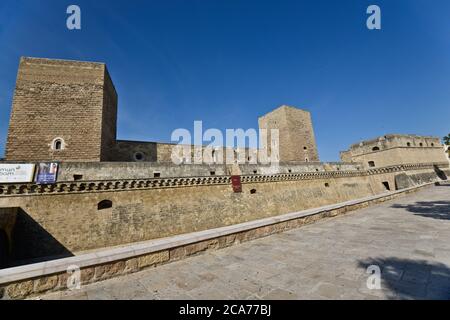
5, 57, 118, 162
5, 58, 320, 164
258, 105, 319, 162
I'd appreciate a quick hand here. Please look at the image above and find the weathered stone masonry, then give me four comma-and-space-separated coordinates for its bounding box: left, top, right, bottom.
0, 162, 447, 263
0, 57, 449, 299
6, 57, 117, 162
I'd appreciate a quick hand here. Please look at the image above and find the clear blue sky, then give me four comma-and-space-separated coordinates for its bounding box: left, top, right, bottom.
0, 0, 449, 161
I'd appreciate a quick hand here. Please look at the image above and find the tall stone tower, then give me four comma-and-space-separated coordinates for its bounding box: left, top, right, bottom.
258, 105, 319, 162
5, 57, 117, 162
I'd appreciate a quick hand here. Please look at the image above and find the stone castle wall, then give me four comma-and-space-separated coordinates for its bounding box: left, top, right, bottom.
340, 134, 446, 169
111, 140, 258, 164
349, 147, 447, 169
55, 161, 362, 181
0, 162, 447, 263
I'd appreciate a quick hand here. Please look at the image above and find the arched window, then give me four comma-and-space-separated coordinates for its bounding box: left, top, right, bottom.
372, 146, 380, 151
51, 138, 65, 151
212, 150, 217, 163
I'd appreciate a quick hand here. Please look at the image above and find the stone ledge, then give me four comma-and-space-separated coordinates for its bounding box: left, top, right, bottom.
0, 182, 435, 299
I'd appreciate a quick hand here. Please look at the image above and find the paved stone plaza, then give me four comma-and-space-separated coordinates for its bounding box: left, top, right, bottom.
39, 185, 450, 300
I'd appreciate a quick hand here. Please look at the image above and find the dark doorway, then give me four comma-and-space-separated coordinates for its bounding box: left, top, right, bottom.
434, 165, 447, 181
11, 208, 73, 266
382, 181, 391, 191
0, 230, 9, 269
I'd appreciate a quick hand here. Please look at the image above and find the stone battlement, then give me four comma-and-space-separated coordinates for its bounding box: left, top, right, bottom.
345, 134, 441, 152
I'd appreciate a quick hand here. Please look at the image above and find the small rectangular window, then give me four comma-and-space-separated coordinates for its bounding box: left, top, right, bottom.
154, 172, 161, 178
210, 171, 216, 176
368, 161, 375, 167
73, 174, 83, 181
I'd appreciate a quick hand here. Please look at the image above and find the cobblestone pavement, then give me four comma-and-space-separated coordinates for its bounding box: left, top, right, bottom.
39, 185, 450, 300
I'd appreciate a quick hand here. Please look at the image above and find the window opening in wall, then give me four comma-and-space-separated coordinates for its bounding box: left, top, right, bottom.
73, 175, 83, 181
97, 200, 113, 210
368, 161, 375, 167
419, 143, 423, 147
431, 143, 435, 147
210, 171, 216, 176
288, 169, 292, 173
303, 146, 308, 150
134, 152, 144, 161
382, 181, 390, 191
324, 183, 330, 187
407, 142, 411, 147
52, 138, 64, 150
154, 172, 161, 178
372, 147, 380, 151
250, 189, 257, 194
253, 170, 257, 174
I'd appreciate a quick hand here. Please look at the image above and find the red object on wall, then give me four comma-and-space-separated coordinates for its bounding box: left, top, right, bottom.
231, 175, 242, 193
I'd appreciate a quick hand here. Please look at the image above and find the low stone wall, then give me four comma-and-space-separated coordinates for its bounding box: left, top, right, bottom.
0, 182, 433, 299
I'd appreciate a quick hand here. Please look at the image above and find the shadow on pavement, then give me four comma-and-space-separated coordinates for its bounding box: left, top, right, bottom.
391, 201, 450, 220
359, 257, 450, 300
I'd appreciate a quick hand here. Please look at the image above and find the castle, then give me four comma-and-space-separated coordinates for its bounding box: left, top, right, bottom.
5, 57, 319, 165
0, 57, 449, 299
